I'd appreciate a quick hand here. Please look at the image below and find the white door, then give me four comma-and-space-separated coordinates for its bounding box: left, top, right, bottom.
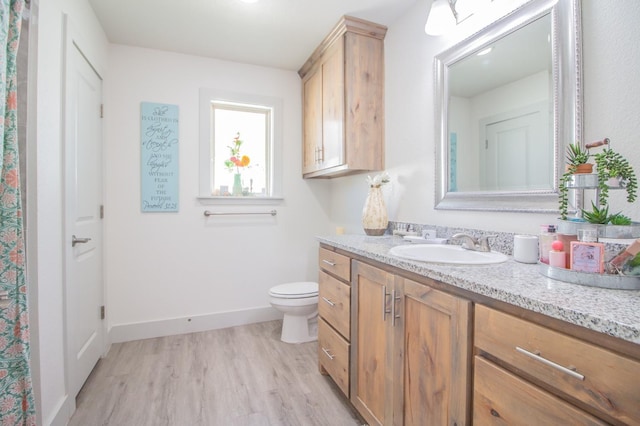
481, 104, 550, 191
64, 36, 104, 399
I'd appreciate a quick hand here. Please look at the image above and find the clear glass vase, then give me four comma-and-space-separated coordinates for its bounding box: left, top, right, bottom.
362, 186, 388, 236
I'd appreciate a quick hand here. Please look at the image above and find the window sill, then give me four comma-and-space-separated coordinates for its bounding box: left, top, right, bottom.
196, 196, 284, 206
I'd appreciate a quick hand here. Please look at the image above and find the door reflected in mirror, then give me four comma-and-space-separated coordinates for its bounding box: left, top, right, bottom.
449, 14, 552, 192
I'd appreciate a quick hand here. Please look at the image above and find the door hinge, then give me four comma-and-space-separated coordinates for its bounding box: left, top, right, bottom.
100, 205, 104, 219
100, 305, 105, 320
100, 104, 104, 118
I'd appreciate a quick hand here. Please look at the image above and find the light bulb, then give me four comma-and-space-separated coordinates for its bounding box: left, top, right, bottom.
425, 0, 456, 36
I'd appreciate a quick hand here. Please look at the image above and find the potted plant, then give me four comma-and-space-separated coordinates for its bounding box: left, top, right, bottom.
559, 142, 593, 220
593, 147, 637, 207
580, 202, 637, 238
566, 142, 593, 173
560, 139, 639, 238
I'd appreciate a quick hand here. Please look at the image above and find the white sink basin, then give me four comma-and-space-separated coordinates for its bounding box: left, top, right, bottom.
389, 244, 508, 265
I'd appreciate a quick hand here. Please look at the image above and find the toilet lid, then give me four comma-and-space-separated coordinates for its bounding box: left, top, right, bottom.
269, 281, 318, 299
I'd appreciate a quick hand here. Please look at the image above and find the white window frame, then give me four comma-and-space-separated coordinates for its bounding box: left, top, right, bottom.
198, 88, 283, 204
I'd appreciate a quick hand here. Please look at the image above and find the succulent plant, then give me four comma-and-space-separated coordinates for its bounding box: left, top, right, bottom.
559, 143, 593, 220
593, 148, 637, 206
565, 142, 590, 166
608, 212, 633, 226
581, 202, 610, 224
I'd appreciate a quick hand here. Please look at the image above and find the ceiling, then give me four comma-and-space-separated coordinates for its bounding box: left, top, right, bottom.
88, 0, 420, 71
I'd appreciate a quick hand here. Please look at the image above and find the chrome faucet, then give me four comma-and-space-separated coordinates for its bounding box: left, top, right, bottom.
451, 233, 495, 252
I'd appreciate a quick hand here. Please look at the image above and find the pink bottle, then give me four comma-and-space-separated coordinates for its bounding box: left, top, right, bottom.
549, 240, 567, 269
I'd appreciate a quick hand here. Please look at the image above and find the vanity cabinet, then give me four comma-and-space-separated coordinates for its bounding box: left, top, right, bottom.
317, 247, 351, 396
298, 16, 386, 179
319, 241, 640, 426
474, 305, 640, 425
350, 260, 472, 426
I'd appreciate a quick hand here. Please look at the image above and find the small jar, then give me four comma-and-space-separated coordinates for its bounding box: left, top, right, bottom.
538, 225, 557, 264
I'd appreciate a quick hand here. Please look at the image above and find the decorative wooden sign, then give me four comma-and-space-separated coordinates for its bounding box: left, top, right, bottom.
140, 102, 179, 212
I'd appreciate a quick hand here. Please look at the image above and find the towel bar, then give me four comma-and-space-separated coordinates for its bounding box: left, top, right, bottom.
204, 209, 277, 217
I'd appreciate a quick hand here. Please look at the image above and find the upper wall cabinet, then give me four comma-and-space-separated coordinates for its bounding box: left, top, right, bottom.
298, 16, 386, 179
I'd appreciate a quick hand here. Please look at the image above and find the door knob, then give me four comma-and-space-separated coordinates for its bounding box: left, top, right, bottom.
72, 235, 91, 247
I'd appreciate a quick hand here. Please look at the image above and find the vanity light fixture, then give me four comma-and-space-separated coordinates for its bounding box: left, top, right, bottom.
425, 0, 456, 36
425, 0, 492, 36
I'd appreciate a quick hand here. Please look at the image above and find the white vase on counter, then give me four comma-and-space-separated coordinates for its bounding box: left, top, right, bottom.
362, 186, 388, 236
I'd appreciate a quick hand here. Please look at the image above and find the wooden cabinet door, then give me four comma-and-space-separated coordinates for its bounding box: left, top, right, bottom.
302, 67, 322, 174
320, 40, 344, 170
393, 278, 472, 426
474, 356, 607, 425
351, 261, 394, 426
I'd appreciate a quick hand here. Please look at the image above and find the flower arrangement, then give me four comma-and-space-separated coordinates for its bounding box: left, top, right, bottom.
224, 132, 250, 173
366, 172, 390, 188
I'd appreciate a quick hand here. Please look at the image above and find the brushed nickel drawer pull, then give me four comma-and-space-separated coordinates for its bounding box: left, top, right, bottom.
322, 259, 336, 267
392, 290, 401, 327
321, 347, 335, 360
515, 346, 585, 381
322, 297, 335, 307
382, 286, 391, 321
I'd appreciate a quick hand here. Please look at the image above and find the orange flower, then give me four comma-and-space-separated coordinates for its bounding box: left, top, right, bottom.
224, 133, 251, 173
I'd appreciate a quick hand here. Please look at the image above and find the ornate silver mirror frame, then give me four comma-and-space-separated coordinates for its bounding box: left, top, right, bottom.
434, 0, 582, 212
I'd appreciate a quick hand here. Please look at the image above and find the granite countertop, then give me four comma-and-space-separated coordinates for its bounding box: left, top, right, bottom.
317, 234, 640, 345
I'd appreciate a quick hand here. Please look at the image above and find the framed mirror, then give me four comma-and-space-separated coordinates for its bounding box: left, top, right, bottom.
434, 0, 582, 212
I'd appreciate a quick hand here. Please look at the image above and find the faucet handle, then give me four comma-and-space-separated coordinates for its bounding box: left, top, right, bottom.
478, 235, 497, 251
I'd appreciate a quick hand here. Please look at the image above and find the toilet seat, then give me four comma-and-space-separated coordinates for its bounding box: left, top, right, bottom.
269, 281, 318, 299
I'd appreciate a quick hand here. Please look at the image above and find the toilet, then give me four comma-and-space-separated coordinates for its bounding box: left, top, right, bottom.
269, 281, 318, 343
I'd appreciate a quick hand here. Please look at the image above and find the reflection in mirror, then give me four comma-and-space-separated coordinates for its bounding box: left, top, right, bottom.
449, 14, 552, 192
434, 0, 582, 212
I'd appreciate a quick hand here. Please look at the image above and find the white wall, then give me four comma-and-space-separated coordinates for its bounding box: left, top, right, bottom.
331, 0, 640, 235
28, 0, 640, 424
103, 45, 332, 341
33, 1, 108, 424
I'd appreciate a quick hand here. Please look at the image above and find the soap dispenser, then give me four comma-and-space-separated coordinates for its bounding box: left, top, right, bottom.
549, 240, 567, 268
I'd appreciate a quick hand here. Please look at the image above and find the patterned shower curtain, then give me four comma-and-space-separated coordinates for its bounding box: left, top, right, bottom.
0, 0, 36, 424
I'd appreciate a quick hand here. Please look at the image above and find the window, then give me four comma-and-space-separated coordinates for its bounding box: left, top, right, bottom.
199, 89, 282, 202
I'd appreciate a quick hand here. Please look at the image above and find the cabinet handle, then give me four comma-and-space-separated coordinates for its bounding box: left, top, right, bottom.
392, 290, 401, 327
321, 347, 335, 360
382, 286, 391, 321
322, 259, 336, 267
515, 346, 585, 381
318, 146, 324, 163
322, 297, 335, 307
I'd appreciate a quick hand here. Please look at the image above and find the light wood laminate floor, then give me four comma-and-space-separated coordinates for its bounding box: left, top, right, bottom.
69, 320, 363, 426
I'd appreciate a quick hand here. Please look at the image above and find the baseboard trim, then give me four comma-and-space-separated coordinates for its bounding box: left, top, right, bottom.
45, 393, 72, 426
108, 306, 283, 343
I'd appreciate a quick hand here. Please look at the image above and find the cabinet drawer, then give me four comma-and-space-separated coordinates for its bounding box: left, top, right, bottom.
475, 305, 640, 424
319, 247, 350, 282
474, 356, 607, 425
318, 318, 350, 397
318, 271, 350, 339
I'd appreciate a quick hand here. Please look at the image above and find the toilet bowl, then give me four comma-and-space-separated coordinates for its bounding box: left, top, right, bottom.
269, 281, 318, 343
